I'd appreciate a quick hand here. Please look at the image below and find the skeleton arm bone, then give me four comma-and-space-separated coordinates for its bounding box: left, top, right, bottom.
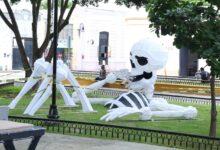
72, 70, 128, 101
84, 72, 118, 93
100, 107, 144, 122
72, 72, 118, 103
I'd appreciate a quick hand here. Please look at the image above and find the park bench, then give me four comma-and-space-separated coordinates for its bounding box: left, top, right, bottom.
0, 106, 45, 150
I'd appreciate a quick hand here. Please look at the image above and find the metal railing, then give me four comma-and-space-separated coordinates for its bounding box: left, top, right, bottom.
71, 71, 220, 87
91, 88, 220, 105
9, 116, 220, 150
2, 70, 220, 87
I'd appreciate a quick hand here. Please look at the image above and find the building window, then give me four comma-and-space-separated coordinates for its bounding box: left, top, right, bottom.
59, 24, 73, 40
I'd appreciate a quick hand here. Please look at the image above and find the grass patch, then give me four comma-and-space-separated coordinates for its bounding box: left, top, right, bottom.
0, 85, 220, 137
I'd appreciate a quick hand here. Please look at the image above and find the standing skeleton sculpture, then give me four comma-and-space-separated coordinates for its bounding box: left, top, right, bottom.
72, 39, 198, 121
9, 58, 94, 115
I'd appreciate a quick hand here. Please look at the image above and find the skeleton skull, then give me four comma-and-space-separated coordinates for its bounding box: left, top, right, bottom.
130, 39, 168, 75
128, 39, 168, 97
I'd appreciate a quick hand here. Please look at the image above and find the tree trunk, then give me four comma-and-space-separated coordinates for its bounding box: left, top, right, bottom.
32, 0, 42, 65
14, 31, 32, 77
45, 0, 77, 62
1, 0, 32, 77
45, 40, 54, 62
209, 69, 217, 137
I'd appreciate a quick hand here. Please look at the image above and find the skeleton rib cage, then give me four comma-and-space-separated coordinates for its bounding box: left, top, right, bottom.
105, 92, 150, 109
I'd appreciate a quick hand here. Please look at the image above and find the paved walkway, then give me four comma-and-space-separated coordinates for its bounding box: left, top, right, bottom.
0, 133, 177, 150
0, 70, 25, 81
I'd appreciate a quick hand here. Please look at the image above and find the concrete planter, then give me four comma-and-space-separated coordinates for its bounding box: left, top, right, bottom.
0, 106, 9, 120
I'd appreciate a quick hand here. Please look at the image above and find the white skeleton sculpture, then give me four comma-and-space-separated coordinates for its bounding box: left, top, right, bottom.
9, 58, 50, 109
9, 58, 94, 115
73, 39, 198, 121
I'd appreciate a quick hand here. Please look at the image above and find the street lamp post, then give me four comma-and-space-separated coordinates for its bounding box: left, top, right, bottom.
48, 0, 59, 119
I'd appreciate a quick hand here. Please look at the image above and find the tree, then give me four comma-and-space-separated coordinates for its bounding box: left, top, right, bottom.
114, 0, 147, 8
144, 0, 219, 137
117, 0, 219, 137
0, 0, 106, 77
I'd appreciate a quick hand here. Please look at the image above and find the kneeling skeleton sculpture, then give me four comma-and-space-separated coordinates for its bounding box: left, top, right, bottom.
73, 39, 198, 121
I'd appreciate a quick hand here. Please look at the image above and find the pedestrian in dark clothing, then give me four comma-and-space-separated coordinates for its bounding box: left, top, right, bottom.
200, 67, 210, 83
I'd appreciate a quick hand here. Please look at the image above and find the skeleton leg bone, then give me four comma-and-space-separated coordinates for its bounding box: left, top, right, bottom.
149, 98, 192, 111
27, 85, 52, 116
147, 98, 197, 119
67, 71, 94, 112
10, 57, 50, 109
57, 83, 76, 106
8, 78, 39, 109
23, 77, 51, 114
26, 82, 76, 115
140, 108, 197, 120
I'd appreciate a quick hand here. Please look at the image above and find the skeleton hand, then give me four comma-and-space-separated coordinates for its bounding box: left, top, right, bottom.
100, 107, 152, 122
100, 107, 141, 122
105, 73, 117, 84
112, 69, 130, 80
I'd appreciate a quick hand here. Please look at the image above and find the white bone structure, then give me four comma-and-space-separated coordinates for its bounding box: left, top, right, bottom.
8, 58, 49, 109
74, 39, 198, 121
72, 72, 117, 103
101, 93, 197, 121
9, 58, 94, 115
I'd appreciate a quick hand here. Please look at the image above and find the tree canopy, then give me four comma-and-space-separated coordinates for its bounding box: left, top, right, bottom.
114, 0, 147, 8
146, 0, 220, 76
144, 0, 219, 137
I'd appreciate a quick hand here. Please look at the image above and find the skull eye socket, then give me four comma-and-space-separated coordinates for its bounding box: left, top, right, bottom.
135, 56, 148, 66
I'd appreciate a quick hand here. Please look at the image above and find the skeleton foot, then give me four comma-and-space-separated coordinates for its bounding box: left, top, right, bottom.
183, 106, 197, 119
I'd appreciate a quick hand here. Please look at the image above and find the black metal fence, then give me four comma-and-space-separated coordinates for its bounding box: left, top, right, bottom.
9, 116, 220, 150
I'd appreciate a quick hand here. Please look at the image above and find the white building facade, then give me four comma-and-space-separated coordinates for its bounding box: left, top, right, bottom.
70, 2, 181, 76
0, 0, 208, 76
0, 1, 46, 71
